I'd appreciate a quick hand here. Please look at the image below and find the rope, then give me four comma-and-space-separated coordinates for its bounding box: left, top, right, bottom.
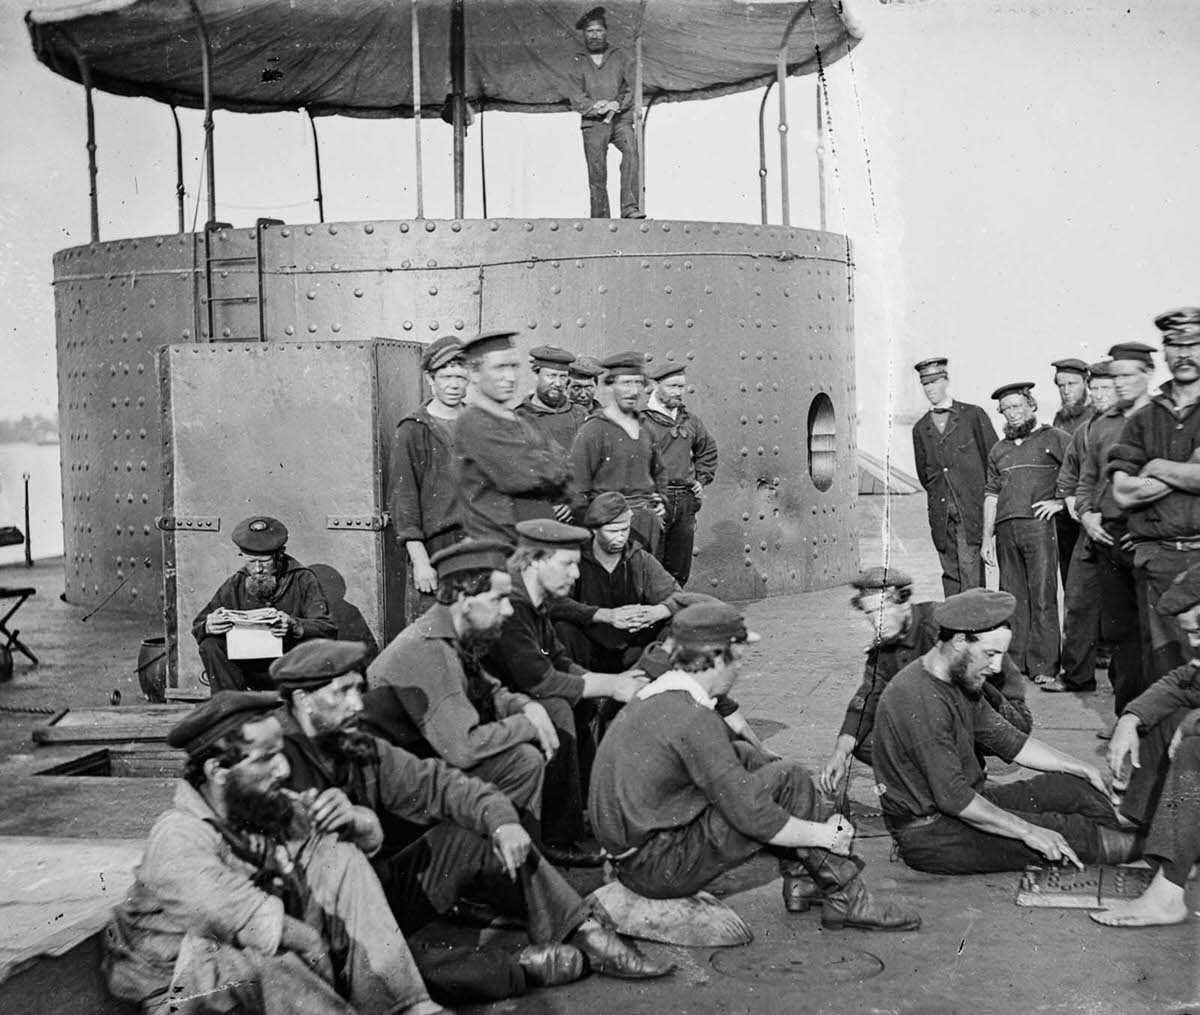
0, 703, 59, 715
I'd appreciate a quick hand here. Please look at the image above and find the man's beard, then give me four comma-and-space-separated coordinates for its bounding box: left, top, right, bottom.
225, 776, 295, 838
949, 654, 985, 698
244, 571, 279, 602
538, 384, 567, 409
1003, 418, 1038, 441
1057, 400, 1089, 421
460, 624, 503, 658
314, 722, 378, 765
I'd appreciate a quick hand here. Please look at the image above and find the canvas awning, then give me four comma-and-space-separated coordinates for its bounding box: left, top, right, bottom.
26, 0, 863, 118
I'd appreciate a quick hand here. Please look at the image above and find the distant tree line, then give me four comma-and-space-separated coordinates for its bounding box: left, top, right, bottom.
0, 414, 58, 443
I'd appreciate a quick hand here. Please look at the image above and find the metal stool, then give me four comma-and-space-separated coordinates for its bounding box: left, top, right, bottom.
0, 587, 38, 665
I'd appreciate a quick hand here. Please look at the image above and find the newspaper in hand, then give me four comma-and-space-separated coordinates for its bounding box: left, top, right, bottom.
225, 608, 285, 659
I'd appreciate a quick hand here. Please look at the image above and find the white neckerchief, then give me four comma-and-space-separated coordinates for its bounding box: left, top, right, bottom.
636, 670, 717, 710
647, 390, 678, 420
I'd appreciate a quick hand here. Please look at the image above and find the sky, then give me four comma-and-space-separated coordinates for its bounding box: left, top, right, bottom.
4, 0, 1200, 474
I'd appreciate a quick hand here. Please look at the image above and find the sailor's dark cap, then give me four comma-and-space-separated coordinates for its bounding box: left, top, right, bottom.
460, 330, 518, 359
529, 345, 576, 370
422, 336, 466, 373
933, 588, 1016, 633
583, 491, 632, 527
430, 539, 514, 580
166, 691, 281, 754
914, 357, 949, 381
269, 640, 371, 693
232, 516, 288, 554
851, 566, 913, 592
1050, 358, 1089, 376
671, 601, 760, 649
991, 382, 1035, 402
1106, 342, 1155, 366
515, 518, 589, 551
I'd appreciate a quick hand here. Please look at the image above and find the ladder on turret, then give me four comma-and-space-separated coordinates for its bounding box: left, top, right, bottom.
202, 218, 282, 342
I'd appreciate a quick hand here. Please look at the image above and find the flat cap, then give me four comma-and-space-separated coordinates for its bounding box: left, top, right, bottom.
601, 351, 646, 377
648, 359, 687, 381
1155, 562, 1200, 617
1154, 307, 1200, 333
933, 588, 1016, 633
990, 381, 1034, 401
430, 539, 513, 580
167, 691, 281, 755
851, 566, 913, 591
1051, 358, 1089, 376
269, 640, 371, 692
1086, 360, 1112, 377
671, 602, 760, 648
576, 5, 606, 29
914, 357, 949, 381
460, 330, 517, 359
529, 345, 576, 370
1107, 342, 1155, 366
421, 335, 466, 373
569, 355, 604, 380
515, 518, 589, 551
583, 491, 632, 527
232, 516, 288, 554
1157, 307, 1200, 346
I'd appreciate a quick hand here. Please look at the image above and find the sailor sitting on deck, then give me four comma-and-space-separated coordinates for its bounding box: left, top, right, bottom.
589, 601, 921, 932
101, 691, 447, 1015
872, 589, 1141, 875
818, 565, 1032, 796
270, 639, 673, 999
193, 515, 337, 693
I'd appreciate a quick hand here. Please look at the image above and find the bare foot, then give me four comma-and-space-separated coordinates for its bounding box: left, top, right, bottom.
1089, 869, 1189, 927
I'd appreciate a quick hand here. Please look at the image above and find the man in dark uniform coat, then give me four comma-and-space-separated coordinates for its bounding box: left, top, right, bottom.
389, 336, 468, 626
911, 357, 998, 597
453, 330, 572, 544
570, 351, 667, 558
873, 590, 1139, 874
640, 360, 718, 585
818, 566, 1031, 795
271, 640, 672, 996
514, 345, 589, 455
981, 382, 1071, 681
567, 356, 604, 413
550, 492, 690, 673
591, 602, 921, 931
193, 516, 337, 693
1050, 357, 1095, 584
1109, 307, 1200, 684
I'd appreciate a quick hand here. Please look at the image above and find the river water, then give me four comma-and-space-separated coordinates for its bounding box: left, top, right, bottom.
0, 443, 64, 566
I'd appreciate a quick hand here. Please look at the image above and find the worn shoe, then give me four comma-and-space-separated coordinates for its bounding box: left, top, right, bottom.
782, 873, 822, 913
541, 842, 605, 868
805, 854, 921, 932
1041, 677, 1096, 694
517, 943, 586, 987
572, 924, 676, 979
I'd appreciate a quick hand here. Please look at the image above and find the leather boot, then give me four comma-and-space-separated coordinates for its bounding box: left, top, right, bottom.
782, 873, 822, 913
803, 853, 921, 932
517, 943, 586, 987
1097, 825, 1145, 865
571, 922, 676, 979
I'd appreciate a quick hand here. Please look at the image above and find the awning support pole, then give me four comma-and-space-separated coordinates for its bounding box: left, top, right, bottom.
757, 82, 775, 225
776, 9, 806, 229
451, 0, 466, 218
634, 35, 645, 213
411, 0, 425, 219
187, 0, 216, 227
171, 105, 185, 233
775, 51, 790, 227
479, 103, 488, 219
59, 34, 99, 241
307, 111, 326, 223
816, 82, 827, 231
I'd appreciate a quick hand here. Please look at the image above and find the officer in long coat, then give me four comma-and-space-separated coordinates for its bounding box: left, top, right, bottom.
911, 357, 999, 597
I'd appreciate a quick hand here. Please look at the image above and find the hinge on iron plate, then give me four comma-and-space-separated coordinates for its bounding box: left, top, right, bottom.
326, 514, 390, 531
157, 515, 221, 531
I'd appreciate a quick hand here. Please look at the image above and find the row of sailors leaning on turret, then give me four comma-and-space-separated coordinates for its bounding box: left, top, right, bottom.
108, 547, 1200, 1014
